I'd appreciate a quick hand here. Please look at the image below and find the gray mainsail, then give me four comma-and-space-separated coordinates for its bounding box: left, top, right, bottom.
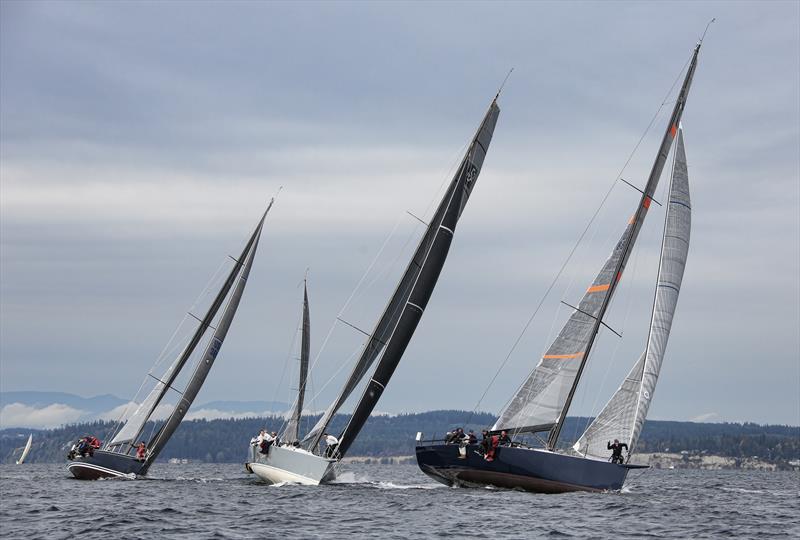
573, 127, 691, 459
303, 99, 501, 450
108, 208, 270, 449
333, 98, 501, 458
284, 279, 311, 443
493, 43, 701, 450
146, 203, 271, 461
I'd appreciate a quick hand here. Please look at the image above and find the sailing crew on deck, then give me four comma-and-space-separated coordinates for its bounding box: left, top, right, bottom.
608, 439, 628, 464
136, 442, 147, 461
467, 430, 477, 444
479, 430, 490, 454
323, 433, 339, 458
498, 430, 512, 446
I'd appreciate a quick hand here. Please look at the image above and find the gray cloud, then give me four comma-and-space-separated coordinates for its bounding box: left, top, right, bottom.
1, 1, 798, 426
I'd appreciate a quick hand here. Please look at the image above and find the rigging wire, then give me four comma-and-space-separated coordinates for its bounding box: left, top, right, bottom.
465, 54, 694, 429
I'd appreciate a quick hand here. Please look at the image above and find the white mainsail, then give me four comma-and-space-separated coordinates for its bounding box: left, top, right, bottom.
16, 434, 32, 464
574, 127, 691, 460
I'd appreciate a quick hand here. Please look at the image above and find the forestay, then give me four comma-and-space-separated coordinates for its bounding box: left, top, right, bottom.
573, 127, 691, 459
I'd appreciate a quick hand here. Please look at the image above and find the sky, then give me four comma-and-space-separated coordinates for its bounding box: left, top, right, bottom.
1, 1, 798, 429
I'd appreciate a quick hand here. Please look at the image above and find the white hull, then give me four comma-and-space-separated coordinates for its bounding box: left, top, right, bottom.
247, 444, 335, 486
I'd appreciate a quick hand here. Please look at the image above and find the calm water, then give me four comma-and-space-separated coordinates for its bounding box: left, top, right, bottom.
0, 463, 798, 539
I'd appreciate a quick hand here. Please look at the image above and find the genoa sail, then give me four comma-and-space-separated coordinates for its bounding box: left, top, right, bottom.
284, 280, 311, 444
574, 127, 691, 459
493, 44, 700, 449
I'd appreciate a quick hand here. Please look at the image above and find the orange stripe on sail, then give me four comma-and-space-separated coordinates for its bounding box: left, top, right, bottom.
670, 124, 678, 137
543, 352, 585, 359
587, 283, 610, 293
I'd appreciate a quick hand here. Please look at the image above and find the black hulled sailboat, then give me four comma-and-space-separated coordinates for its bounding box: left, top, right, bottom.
67, 202, 273, 479
416, 40, 703, 493
246, 95, 501, 485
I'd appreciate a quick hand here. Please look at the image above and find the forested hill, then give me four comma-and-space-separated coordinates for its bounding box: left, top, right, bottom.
1, 411, 797, 466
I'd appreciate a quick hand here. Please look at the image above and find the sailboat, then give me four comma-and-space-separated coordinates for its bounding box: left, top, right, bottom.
67, 201, 274, 480
246, 94, 501, 485
416, 41, 702, 493
16, 434, 32, 464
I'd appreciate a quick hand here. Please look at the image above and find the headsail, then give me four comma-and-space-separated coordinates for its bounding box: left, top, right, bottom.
573, 127, 691, 459
284, 279, 311, 443
493, 43, 701, 449
303, 98, 501, 451
143, 202, 272, 461
332, 98, 501, 458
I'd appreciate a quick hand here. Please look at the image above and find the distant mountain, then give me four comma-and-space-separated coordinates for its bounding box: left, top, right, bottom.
193, 400, 289, 413
0, 391, 127, 414
0, 391, 289, 428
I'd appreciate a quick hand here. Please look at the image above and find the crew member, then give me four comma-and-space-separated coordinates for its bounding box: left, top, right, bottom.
136, 442, 147, 461
323, 433, 339, 458
498, 430, 512, 446
608, 439, 628, 464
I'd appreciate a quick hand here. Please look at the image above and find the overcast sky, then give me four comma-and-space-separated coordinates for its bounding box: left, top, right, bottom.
1, 1, 798, 429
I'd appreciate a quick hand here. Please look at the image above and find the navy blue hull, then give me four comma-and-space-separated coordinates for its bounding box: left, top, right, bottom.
416, 444, 638, 493
67, 450, 150, 480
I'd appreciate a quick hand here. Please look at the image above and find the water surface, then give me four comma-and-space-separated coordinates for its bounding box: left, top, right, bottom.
1, 463, 797, 539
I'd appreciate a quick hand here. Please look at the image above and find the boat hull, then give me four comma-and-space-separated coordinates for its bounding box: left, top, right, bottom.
415, 443, 639, 493
67, 450, 149, 480
246, 444, 335, 485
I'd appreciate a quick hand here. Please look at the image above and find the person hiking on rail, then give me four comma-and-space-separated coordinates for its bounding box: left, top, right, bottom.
608, 439, 628, 464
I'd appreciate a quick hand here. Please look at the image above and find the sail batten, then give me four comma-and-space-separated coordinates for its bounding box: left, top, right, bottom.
574, 127, 691, 459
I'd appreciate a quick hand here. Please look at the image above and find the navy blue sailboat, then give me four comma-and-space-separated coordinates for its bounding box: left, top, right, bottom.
416, 39, 702, 493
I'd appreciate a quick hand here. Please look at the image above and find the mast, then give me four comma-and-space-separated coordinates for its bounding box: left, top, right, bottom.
145, 202, 272, 461
285, 277, 311, 443
546, 43, 701, 449
332, 98, 501, 458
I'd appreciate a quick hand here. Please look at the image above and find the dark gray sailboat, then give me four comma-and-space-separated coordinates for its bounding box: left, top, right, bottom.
247, 95, 501, 485
67, 202, 274, 480
416, 41, 702, 493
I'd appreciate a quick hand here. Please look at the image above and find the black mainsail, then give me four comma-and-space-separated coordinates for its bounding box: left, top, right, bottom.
332, 99, 501, 458
246, 96, 501, 486
284, 278, 311, 444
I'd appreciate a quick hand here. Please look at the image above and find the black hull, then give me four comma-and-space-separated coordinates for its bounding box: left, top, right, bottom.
416, 444, 641, 493
67, 450, 150, 480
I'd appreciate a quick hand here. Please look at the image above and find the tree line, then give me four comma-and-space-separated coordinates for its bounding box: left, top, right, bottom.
1, 411, 797, 465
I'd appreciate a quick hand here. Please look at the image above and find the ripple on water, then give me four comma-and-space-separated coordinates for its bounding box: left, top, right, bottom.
1, 464, 798, 539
